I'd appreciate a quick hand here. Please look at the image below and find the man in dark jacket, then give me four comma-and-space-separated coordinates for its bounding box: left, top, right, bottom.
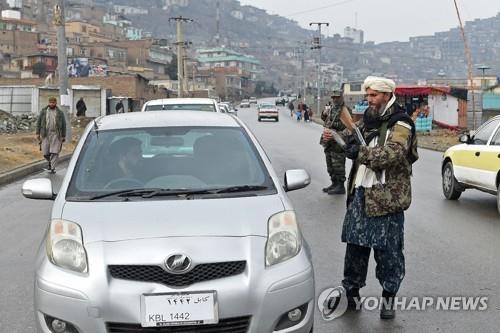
340, 76, 416, 320
76, 97, 87, 117
36, 97, 67, 173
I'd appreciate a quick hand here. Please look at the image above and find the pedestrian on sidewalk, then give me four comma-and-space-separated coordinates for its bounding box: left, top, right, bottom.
36, 96, 67, 174
288, 100, 295, 117
340, 76, 417, 320
303, 103, 310, 122
115, 99, 125, 114
76, 97, 87, 117
320, 90, 348, 194
296, 101, 304, 121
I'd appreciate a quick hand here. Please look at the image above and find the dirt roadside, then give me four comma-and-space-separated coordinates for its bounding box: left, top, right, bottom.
0, 119, 91, 174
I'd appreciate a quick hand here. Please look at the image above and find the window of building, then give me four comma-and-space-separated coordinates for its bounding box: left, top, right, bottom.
351, 83, 362, 91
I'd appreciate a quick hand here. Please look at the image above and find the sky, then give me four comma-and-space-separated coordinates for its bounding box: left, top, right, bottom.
239, 0, 500, 43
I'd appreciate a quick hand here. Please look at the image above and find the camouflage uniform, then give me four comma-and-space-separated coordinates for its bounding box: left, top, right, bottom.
320, 104, 347, 186
341, 103, 413, 295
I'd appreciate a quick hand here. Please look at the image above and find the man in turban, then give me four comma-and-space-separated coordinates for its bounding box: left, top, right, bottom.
340, 76, 417, 319
36, 97, 67, 173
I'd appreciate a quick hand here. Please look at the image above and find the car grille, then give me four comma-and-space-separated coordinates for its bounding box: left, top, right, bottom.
108, 261, 246, 287
106, 316, 251, 332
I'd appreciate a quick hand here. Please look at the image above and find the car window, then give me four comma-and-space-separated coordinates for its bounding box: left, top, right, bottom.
145, 104, 216, 112
490, 127, 500, 146
472, 119, 500, 145
66, 126, 275, 200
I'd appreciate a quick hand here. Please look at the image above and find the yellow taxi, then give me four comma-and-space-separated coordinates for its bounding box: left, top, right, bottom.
441, 115, 500, 214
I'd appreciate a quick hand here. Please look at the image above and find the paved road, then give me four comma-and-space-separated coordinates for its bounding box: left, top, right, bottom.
0, 101, 498, 332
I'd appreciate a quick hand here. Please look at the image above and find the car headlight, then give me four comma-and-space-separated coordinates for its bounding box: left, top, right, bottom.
46, 219, 88, 273
265, 211, 302, 267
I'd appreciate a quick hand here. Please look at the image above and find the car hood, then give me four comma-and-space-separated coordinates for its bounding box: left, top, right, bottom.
61, 195, 284, 243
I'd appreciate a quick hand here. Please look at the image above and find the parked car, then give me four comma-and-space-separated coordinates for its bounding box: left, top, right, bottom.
240, 99, 251, 108
141, 98, 221, 112
258, 103, 279, 122
249, 97, 258, 104
219, 102, 238, 116
441, 115, 500, 214
22, 111, 314, 333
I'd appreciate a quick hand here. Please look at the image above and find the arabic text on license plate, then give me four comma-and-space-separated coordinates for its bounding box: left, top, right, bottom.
141, 291, 218, 327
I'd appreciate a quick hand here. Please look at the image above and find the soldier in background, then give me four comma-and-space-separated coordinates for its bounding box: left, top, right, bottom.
320, 90, 348, 195
340, 76, 416, 320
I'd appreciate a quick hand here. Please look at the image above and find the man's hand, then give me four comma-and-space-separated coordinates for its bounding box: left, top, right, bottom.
322, 128, 333, 141
62, 137, 66, 143
343, 134, 360, 160
36, 135, 41, 143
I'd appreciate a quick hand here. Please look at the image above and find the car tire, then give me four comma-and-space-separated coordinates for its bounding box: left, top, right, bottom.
497, 182, 500, 215
442, 161, 462, 200
258, 117, 261, 122
275, 117, 279, 122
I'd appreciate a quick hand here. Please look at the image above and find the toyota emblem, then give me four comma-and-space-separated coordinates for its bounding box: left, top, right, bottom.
164, 254, 192, 274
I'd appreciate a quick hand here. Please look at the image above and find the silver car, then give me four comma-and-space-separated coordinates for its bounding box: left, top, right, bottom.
23, 111, 314, 333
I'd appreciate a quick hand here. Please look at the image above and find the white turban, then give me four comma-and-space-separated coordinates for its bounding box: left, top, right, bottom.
362, 76, 396, 93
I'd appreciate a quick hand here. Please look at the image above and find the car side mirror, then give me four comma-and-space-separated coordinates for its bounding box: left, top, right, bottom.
459, 134, 470, 144
22, 178, 56, 200
284, 169, 310, 192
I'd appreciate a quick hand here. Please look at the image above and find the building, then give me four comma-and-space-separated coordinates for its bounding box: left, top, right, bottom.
196, 47, 260, 81
0, 17, 39, 56
482, 84, 500, 120
110, 39, 174, 79
10, 53, 57, 77
344, 27, 364, 44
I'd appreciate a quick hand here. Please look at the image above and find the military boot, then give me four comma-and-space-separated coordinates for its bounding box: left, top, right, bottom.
322, 183, 335, 193
380, 290, 396, 319
346, 288, 360, 311
328, 182, 345, 195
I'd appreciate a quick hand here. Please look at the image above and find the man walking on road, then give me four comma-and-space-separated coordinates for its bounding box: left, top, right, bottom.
288, 100, 295, 117
36, 96, 67, 174
320, 90, 348, 195
340, 76, 417, 319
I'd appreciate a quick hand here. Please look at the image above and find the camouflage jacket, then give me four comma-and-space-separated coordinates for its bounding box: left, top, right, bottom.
320, 104, 348, 147
347, 103, 413, 217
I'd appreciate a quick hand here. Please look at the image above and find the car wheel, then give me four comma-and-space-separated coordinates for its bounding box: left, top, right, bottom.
497, 182, 500, 215
275, 117, 279, 122
258, 117, 261, 122
442, 161, 462, 200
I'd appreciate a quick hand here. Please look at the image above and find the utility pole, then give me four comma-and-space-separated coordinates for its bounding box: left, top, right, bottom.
54, 0, 71, 139
453, 0, 476, 129
310, 22, 329, 116
296, 41, 307, 102
169, 16, 193, 98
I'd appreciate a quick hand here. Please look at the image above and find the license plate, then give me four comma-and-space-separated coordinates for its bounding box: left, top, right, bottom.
141, 291, 218, 327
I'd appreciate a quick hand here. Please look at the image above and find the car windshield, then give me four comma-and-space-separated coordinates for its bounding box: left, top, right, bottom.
260, 104, 275, 109
145, 104, 216, 112
66, 126, 275, 200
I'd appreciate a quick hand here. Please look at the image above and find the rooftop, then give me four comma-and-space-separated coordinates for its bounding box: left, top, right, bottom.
95, 110, 239, 130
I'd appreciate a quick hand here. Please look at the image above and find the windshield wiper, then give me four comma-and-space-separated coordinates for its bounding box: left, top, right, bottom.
86, 185, 269, 200
212, 185, 269, 194
87, 188, 163, 200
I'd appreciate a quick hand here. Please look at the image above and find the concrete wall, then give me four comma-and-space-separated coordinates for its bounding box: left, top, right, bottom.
428, 94, 459, 127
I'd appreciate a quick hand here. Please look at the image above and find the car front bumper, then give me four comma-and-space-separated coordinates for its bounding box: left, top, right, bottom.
35, 236, 314, 333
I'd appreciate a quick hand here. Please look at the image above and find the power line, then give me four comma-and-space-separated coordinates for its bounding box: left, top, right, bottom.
285, 0, 357, 17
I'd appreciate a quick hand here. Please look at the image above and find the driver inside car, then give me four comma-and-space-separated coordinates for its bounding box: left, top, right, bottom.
103, 137, 144, 188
